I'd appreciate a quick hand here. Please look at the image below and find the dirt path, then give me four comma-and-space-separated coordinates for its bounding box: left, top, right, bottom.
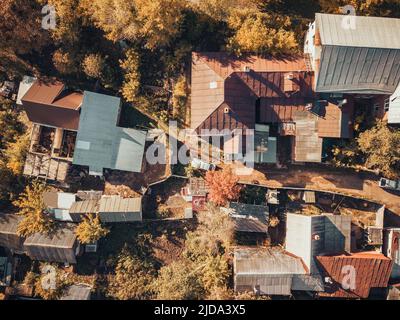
230, 163, 400, 216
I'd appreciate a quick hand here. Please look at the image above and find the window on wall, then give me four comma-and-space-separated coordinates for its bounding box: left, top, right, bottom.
373, 103, 380, 113
384, 98, 390, 112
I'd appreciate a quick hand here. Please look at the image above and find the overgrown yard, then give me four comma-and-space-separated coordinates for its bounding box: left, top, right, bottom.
76, 219, 197, 276
144, 177, 190, 219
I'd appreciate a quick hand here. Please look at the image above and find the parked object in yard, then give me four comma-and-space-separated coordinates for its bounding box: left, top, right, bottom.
181, 177, 209, 211
379, 178, 400, 190
0, 81, 16, 99
190, 158, 216, 171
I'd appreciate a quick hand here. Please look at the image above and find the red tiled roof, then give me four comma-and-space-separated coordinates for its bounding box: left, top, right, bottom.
316, 252, 393, 299
21, 80, 83, 130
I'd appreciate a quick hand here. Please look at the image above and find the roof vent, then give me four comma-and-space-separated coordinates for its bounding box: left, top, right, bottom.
243, 66, 251, 73
224, 107, 230, 114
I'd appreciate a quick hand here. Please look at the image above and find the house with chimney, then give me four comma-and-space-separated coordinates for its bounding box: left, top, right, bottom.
191, 52, 355, 164
304, 13, 400, 122
191, 14, 400, 165
17, 79, 147, 181
17, 77, 83, 181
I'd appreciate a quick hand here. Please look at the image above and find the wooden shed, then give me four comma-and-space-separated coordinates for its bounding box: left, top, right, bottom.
98, 196, 142, 223
23, 224, 80, 264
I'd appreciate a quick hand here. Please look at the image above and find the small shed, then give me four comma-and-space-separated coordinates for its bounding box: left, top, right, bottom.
43, 191, 76, 222
226, 202, 269, 235
98, 196, 142, 223
60, 284, 92, 300
23, 224, 79, 264
69, 199, 99, 222
0, 214, 24, 253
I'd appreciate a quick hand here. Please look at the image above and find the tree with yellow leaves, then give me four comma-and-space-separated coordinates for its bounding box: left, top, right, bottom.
13, 182, 54, 237
227, 8, 298, 55
75, 213, 109, 244
120, 49, 141, 102
85, 0, 186, 49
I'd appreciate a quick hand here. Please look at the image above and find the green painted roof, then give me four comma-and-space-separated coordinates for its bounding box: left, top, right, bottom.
73, 91, 146, 174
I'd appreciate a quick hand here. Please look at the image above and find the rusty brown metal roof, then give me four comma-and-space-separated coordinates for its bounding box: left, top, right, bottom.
21, 80, 83, 130
191, 52, 312, 131
191, 52, 354, 141
316, 252, 393, 299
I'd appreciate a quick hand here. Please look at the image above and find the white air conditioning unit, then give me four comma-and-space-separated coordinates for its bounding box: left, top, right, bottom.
85, 242, 98, 253
243, 66, 251, 72
305, 103, 313, 110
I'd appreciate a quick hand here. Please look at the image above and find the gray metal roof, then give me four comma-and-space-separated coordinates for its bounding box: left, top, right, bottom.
99, 196, 141, 213
0, 214, 23, 235
316, 46, 400, 94
98, 196, 142, 222
24, 224, 77, 249
232, 217, 268, 234
234, 247, 318, 295
73, 91, 146, 174
69, 200, 99, 215
228, 202, 269, 220
0, 214, 25, 252
60, 284, 92, 300
316, 13, 400, 49
234, 248, 306, 275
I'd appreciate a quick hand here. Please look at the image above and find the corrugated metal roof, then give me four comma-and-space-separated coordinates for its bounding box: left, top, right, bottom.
98, 196, 141, 213
73, 92, 146, 174
69, 200, 99, 214
316, 252, 393, 299
24, 224, 77, 249
234, 247, 322, 295
232, 217, 268, 234
228, 202, 269, 221
0, 214, 23, 235
316, 46, 400, 94
235, 248, 306, 275
20, 80, 83, 130
60, 284, 91, 300
316, 13, 400, 49
191, 53, 311, 131
293, 112, 323, 162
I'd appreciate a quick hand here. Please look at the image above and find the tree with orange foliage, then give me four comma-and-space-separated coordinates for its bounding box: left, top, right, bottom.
205, 168, 242, 206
